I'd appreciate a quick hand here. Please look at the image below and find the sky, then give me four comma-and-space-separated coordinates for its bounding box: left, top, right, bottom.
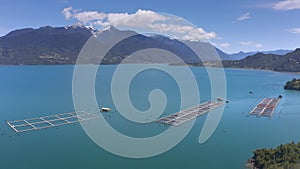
0, 0, 300, 53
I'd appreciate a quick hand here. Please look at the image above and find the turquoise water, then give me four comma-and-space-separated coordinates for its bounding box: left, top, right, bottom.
0, 65, 300, 169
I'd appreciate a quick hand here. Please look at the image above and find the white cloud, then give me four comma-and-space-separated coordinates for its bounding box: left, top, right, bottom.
219, 43, 230, 48
61, 6, 73, 20
237, 12, 252, 21
273, 0, 300, 11
74, 11, 107, 24
60, 7, 217, 41
106, 9, 168, 28
61, 7, 107, 24
288, 28, 300, 34
240, 41, 263, 48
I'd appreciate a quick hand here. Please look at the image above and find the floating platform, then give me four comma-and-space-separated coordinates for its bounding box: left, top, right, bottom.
7, 111, 99, 133
249, 98, 281, 117
156, 101, 224, 126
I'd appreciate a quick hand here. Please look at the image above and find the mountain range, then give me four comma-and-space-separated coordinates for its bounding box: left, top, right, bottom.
228, 49, 292, 60
223, 49, 300, 72
0, 25, 237, 64
0, 25, 297, 72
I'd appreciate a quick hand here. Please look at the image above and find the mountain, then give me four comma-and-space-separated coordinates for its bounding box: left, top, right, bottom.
105, 33, 202, 64
268, 49, 293, 55
215, 47, 232, 60
228, 51, 257, 60
223, 49, 300, 72
0, 25, 235, 65
0, 25, 295, 65
0, 25, 94, 65
228, 50, 292, 60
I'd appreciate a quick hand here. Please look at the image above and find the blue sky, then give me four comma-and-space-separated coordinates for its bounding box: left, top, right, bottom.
0, 0, 300, 53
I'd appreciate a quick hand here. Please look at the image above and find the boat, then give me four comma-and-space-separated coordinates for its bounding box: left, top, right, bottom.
100, 107, 111, 112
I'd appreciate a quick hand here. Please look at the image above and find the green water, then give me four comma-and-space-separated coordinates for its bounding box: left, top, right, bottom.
0, 65, 300, 169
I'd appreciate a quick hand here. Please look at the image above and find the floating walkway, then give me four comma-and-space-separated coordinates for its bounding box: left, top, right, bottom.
156, 101, 224, 126
249, 98, 281, 117
7, 111, 99, 133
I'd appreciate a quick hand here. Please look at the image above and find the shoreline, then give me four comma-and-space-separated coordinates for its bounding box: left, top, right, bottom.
245, 159, 258, 169
1, 63, 300, 75
223, 67, 300, 75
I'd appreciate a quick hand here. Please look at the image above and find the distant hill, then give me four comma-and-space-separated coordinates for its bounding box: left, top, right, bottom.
229, 49, 292, 60
223, 49, 300, 72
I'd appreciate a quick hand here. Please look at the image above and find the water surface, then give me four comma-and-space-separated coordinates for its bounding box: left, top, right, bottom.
0, 65, 300, 169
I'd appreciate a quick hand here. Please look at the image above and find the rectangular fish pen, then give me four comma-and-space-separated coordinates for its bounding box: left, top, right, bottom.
156, 101, 224, 126
7, 111, 99, 133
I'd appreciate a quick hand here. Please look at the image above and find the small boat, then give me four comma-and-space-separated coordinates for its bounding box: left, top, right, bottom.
100, 107, 111, 112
